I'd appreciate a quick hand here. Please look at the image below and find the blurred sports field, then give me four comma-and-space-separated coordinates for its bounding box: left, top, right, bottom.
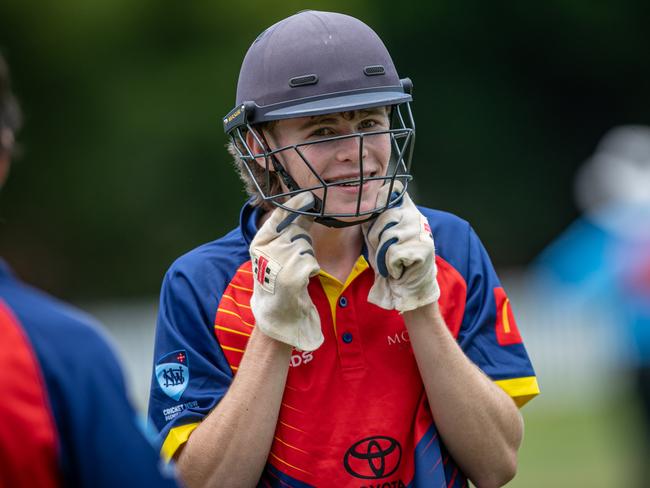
512, 395, 642, 487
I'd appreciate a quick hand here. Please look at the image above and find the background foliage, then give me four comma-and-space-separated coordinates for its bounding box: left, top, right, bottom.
1, 0, 649, 299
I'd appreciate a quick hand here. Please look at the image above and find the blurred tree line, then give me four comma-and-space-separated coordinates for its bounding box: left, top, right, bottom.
1, 0, 649, 299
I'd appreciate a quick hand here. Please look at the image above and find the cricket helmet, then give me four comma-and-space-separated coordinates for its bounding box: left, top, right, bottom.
224, 10, 415, 227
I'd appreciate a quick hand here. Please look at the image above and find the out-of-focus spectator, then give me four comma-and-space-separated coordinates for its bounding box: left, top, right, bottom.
0, 52, 181, 488
533, 125, 650, 484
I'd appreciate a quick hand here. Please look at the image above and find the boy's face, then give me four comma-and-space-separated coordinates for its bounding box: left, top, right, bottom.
263, 107, 392, 219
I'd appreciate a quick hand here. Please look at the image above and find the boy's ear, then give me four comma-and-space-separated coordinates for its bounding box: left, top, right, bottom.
245, 128, 263, 155
246, 128, 277, 171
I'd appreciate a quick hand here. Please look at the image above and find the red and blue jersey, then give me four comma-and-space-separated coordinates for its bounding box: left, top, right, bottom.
149, 202, 539, 487
0, 261, 180, 488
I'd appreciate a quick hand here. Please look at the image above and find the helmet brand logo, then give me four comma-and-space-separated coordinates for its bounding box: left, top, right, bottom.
225, 107, 242, 124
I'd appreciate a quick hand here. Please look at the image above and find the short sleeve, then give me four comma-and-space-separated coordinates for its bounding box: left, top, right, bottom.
0, 280, 181, 488
148, 263, 234, 460
56, 327, 181, 487
457, 227, 540, 407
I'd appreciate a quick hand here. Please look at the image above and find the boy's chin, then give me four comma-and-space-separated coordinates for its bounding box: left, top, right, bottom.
320, 204, 379, 223
330, 215, 369, 225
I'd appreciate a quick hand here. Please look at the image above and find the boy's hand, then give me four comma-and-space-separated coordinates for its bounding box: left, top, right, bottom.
363, 182, 440, 312
249, 192, 323, 351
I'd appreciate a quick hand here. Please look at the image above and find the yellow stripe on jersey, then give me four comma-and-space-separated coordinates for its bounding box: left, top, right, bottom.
214, 325, 251, 338
501, 299, 512, 333
274, 435, 310, 455
216, 308, 254, 328
220, 293, 252, 309
228, 283, 253, 293
281, 402, 305, 414
269, 451, 312, 475
161, 422, 200, 462
279, 420, 307, 434
494, 376, 540, 407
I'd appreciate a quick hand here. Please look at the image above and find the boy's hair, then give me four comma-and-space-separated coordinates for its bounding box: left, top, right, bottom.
0, 54, 22, 154
227, 121, 280, 212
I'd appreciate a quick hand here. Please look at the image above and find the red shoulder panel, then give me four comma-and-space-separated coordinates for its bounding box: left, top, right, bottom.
213, 261, 255, 373
0, 300, 60, 488
436, 256, 467, 339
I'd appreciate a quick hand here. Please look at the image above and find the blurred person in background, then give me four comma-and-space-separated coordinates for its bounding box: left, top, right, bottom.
534, 125, 650, 484
0, 53, 181, 487
149, 10, 539, 488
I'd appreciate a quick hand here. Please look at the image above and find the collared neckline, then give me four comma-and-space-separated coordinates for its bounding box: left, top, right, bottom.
238, 199, 264, 246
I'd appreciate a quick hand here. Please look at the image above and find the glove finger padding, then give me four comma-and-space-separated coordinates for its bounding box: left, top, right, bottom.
250, 192, 324, 351
363, 182, 440, 312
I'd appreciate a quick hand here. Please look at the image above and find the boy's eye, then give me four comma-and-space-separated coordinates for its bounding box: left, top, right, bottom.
311, 127, 335, 137
359, 118, 384, 130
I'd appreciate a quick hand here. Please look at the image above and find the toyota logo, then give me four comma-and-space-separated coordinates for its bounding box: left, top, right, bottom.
343, 436, 402, 479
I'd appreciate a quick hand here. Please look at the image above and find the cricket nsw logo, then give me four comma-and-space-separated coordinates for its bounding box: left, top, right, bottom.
252, 251, 280, 294
156, 350, 189, 401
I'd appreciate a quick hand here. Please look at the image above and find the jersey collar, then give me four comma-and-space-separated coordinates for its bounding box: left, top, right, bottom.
239, 199, 372, 266
239, 199, 265, 246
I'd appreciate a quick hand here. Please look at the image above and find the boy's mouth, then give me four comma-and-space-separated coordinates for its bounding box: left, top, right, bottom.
325, 172, 376, 187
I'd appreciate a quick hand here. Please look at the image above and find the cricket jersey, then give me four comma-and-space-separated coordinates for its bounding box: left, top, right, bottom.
0, 261, 179, 488
149, 201, 539, 487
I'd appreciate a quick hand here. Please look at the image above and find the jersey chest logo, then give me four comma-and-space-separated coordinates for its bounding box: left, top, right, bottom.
344, 435, 403, 480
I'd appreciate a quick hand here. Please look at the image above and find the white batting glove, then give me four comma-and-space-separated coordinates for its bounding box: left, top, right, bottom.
249, 192, 323, 351
362, 182, 440, 313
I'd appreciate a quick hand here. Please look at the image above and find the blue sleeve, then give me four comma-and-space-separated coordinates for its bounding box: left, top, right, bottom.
457, 227, 537, 383
148, 261, 234, 453
62, 328, 180, 487
0, 277, 182, 487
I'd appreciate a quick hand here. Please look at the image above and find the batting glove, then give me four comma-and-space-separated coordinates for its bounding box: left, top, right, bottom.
249, 192, 323, 351
362, 182, 440, 313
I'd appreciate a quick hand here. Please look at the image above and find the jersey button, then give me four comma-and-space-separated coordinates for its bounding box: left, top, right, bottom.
342, 332, 353, 343
339, 296, 348, 307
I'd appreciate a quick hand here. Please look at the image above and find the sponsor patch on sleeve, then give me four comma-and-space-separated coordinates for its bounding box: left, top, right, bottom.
494, 287, 523, 346
155, 350, 189, 401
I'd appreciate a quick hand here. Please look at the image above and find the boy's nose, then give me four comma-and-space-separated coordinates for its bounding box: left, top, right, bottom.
334, 135, 368, 163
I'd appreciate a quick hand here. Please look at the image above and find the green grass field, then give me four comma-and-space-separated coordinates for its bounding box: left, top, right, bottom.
509, 393, 645, 487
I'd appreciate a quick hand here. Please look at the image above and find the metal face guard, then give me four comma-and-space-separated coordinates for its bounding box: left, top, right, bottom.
229, 102, 416, 227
